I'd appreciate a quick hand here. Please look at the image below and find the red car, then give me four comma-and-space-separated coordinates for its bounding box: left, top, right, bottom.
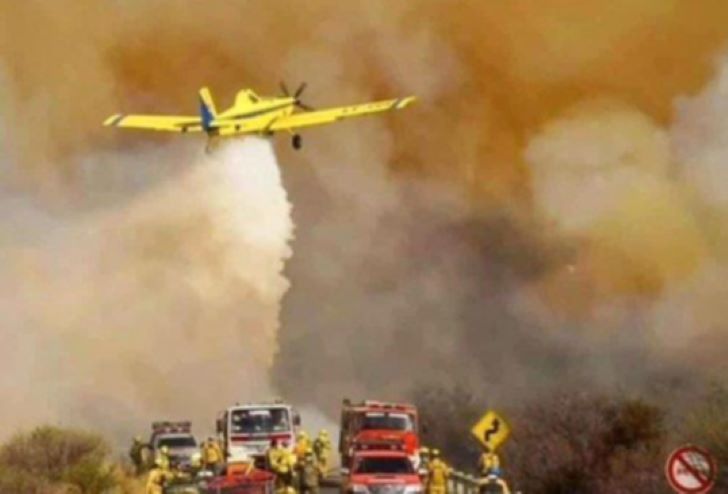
342, 450, 423, 494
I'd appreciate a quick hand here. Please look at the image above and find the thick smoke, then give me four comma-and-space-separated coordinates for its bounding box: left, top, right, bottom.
0, 139, 293, 442
2, 0, 728, 432
275, 7, 728, 414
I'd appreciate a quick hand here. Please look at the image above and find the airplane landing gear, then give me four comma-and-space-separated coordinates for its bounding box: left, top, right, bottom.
292, 134, 302, 150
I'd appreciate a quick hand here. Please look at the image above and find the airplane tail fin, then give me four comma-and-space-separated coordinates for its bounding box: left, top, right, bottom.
199, 87, 217, 131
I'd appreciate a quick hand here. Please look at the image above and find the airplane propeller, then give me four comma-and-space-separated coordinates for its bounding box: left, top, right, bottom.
280, 81, 316, 111
280, 81, 315, 150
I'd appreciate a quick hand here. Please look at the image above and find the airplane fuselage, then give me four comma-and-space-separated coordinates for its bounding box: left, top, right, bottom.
210, 95, 296, 137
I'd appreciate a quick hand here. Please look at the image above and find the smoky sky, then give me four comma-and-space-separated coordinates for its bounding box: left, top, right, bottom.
1, 1, 728, 434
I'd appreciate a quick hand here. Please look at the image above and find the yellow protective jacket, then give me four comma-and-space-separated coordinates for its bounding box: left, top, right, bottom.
295, 438, 312, 459
145, 468, 167, 494
274, 450, 297, 475
202, 442, 224, 464
155, 451, 170, 472
478, 452, 500, 474
428, 458, 451, 488
313, 438, 330, 459
268, 446, 285, 470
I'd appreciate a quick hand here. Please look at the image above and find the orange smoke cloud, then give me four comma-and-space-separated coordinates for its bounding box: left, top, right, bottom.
2, 0, 728, 422
4, 1, 728, 194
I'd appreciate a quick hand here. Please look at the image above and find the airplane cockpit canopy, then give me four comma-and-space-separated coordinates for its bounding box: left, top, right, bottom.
235, 89, 260, 107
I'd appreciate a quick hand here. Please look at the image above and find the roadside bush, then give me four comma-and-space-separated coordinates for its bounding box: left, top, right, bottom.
0, 426, 117, 494
684, 382, 728, 489
414, 385, 671, 493
505, 393, 667, 494
413, 384, 484, 469
0, 467, 49, 494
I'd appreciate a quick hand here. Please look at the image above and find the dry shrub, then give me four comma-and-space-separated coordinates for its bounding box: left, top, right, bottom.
0, 426, 117, 494
415, 386, 672, 493
414, 385, 484, 469
684, 383, 728, 490
507, 393, 666, 494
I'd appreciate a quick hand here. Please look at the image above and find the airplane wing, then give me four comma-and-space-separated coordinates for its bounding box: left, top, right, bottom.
268, 97, 416, 132
103, 114, 203, 133
214, 97, 416, 135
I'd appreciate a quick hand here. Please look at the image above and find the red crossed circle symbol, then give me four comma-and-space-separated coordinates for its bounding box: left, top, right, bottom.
665, 445, 717, 493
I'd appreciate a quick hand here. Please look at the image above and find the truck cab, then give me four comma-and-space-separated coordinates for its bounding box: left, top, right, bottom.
340, 400, 421, 468
217, 401, 301, 467
342, 449, 423, 494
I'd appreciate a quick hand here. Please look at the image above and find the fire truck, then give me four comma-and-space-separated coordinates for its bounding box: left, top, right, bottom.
339, 400, 421, 469
216, 401, 301, 467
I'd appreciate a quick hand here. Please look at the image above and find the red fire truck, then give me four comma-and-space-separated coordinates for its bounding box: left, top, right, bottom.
339, 400, 421, 469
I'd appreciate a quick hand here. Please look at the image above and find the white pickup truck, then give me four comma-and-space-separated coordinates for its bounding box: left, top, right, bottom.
150, 421, 198, 471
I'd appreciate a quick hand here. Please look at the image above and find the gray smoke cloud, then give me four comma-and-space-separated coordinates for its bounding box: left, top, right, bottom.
2, 1, 728, 441
274, 54, 728, 415
0, 138, 293, 443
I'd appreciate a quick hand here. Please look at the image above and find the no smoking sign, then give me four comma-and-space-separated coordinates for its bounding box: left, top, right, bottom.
665, 445, 718, 494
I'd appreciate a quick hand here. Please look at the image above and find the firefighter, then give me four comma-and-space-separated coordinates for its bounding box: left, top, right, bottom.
284, 446, 300, 494
298, 449, 320, 494
419, 447, 431, 472
312, 430, 331, 475
129, 436, 145, 475
477, 446, 501, 478
145, 467, 168, 494
201, 436, 225, 474
427, 449, 450, 494
273, 443, 298, 494
267, 438, 285, 472
190, 452, 202, 473
295, 431, 312, 459
155, 445, 171, 472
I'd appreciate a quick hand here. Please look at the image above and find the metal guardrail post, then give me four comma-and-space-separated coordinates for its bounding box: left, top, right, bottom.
451, 470, 461, 494
466, 474, 476, 494
447, 470, 474, 494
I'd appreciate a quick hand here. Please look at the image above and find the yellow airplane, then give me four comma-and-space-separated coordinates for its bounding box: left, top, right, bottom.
104, 83, 416, 151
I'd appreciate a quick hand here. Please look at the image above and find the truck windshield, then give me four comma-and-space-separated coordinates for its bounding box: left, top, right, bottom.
157, 436, 196, 449
231, 408, 290, 434
362, 413, 414, 431
354, 457, 414, 474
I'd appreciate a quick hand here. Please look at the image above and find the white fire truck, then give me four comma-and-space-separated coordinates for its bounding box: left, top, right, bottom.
217, 401, 301, 467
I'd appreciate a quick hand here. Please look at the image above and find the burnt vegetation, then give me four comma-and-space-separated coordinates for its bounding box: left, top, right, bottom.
415, 384, 728, 493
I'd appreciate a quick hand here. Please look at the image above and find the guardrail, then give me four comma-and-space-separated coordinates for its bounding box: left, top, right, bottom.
448, 470, 479, 494
448, 470, 521, 494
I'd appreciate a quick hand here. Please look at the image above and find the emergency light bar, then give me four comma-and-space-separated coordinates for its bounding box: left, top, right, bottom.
363, 400, 387, 407
354, 441, 405, 452
355, 401, 416, 411
152, 421, 192, 434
